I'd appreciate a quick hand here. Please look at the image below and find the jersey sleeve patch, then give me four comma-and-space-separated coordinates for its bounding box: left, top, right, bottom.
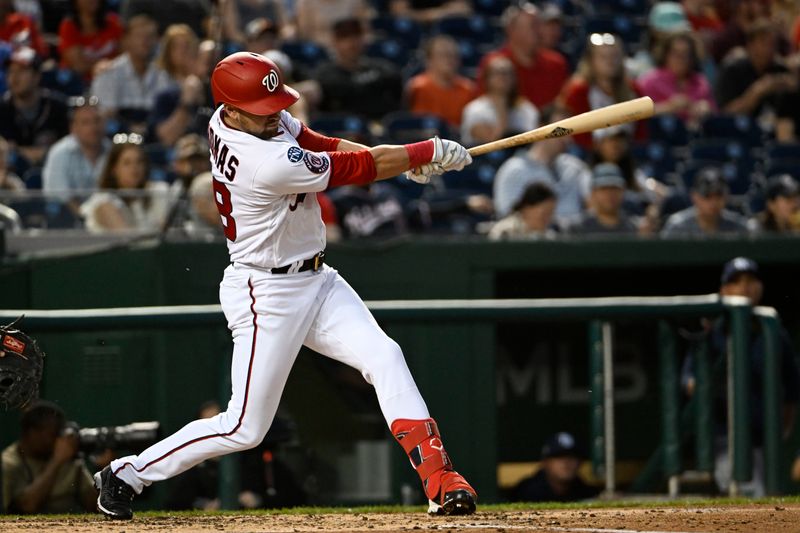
287, 146, 304, 163
303, 152, 330, 174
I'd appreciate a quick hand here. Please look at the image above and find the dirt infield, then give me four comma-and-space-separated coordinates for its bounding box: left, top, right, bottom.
2, 503, 800, 533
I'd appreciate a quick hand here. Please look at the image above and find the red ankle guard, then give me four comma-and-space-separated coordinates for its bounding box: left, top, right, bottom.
391, 418, 453, 500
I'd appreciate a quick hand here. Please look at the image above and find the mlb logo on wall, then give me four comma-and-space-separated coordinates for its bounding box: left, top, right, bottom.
287, 146, 304, 163
304, 152, 329, 174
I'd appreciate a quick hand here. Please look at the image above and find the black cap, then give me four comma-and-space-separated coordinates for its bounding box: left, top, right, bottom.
692, 167, 728, 196
720, 256, 759, 285
541, 432, 581, 459
766, 174, 800, 200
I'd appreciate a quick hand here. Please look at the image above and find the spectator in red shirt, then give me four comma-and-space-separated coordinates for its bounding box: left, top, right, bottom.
683, 0, 724, 34
58, 0, 124, 81
558, 33, 640, 149
0, 0, 47, 58
405, 35, 475, 127
477, 2, 568, 110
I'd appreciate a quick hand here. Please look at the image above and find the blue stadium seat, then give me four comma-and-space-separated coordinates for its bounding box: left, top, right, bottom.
481, 147, 516, 169
371, 17, 422, 48
473, 0, 511, 18
280, 41, 329, 70
590, 0, 648, 15
689, 139, 748, 162
310, 114, 372, 145
765, 142, 800, 161
631, 141, 676, 183
434, 15, 497, 46
763, 158, 800, 181
366, 39, 410, 67
456, 39, 483, 71
700, 114, 763, 146
440, 163, 495, 195
382, 112, 452, 144
648, 114, 689, 147
40, 68, 85, 97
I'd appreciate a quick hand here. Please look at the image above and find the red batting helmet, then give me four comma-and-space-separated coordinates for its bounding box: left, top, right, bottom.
211, 52, 299, 115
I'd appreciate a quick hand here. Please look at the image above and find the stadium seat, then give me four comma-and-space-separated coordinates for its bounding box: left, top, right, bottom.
40, 68, 85, 97
381, 112, 452, 144
434, 15, 497, 46
481, 147, 516, 169
763, 158, 800, 181
280, 41, 329, 70
310, 114, 373, 145
689, 139, 748, 162
365, 39, 410, 67
440, 163, 495, 195
681, 160, 755, 196
765, 142, 800, 161
648, 114, 689, 148
631, 141, 676, 183
700, 115, 763, 147
590, 0, 649, 16
456, 39, 484, 72
371, 17, 422, 48
473, 0, 511, 18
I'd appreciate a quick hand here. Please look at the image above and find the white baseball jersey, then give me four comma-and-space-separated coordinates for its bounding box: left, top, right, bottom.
207, 106, 331, 269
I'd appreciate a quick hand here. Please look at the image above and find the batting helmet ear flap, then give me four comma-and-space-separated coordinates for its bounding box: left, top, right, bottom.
211, 52, 300, 115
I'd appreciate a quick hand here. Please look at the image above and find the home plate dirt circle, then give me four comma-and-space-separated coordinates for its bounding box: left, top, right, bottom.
1, 504, 798, 532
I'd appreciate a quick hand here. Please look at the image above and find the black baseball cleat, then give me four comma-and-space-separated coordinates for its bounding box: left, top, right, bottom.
94, 466, 135, 520
428, 489, 477, 516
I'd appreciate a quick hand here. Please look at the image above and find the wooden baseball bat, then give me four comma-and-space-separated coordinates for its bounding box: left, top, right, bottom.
467, 96, 654, 157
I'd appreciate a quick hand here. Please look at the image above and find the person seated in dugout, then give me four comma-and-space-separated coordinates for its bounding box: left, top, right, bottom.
1, 400, 97, 514
511, 432, 600, 503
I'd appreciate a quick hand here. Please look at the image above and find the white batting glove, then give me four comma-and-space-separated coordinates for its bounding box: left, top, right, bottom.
431, 136, 472, 172
404, 162, 443, 184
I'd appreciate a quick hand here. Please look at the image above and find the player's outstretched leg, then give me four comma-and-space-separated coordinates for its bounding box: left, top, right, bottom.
94, 466, 135, 520
392, 418, 477, 515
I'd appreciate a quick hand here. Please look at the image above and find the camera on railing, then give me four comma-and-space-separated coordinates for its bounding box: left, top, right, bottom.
62, 421, 160, 454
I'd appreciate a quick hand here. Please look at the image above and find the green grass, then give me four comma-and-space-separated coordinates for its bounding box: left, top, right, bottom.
3, 496, 800, 521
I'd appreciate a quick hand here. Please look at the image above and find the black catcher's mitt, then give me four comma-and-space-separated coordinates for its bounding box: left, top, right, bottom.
0, 317, 45, 410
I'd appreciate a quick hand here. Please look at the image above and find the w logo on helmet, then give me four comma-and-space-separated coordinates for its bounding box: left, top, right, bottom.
262, 70, 280, 92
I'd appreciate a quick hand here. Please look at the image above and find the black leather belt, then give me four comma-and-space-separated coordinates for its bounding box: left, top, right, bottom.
270, 251, 325, 274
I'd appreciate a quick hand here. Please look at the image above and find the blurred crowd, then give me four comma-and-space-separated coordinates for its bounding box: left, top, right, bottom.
1, 0, 800, 241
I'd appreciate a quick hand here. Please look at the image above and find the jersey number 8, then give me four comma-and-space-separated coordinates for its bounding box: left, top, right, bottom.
213, 179, 237, 241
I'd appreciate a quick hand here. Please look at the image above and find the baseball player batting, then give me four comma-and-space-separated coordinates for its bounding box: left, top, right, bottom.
93, 52, 476, 520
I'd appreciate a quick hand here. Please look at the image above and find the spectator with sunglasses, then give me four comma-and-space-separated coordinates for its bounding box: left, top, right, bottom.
42, 95, 109, 214
79, 134, 170, 233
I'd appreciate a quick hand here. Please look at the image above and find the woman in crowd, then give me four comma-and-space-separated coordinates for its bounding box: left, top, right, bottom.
489, 182, 558, 240
752, 174, 800, 233
559, 33, 640, 149
157, 24, 200, 86
637, 32, 715, 127
461, 55, 539, 147
58, 0, 124, 80
80, 136, 169, 233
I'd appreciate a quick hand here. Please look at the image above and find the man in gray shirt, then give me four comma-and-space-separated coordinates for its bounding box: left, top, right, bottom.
661, 167, 749, 237
493, 108, 590, 222
567, 163, 639, 235
42, 98, 110, 212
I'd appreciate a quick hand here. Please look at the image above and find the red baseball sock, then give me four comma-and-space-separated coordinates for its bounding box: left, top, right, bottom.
391, 418, 476, 503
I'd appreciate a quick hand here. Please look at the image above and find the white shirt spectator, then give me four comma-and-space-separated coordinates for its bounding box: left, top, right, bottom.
90, 54, 174, 115
42, 135, 110, 196
80, 181, 170, 233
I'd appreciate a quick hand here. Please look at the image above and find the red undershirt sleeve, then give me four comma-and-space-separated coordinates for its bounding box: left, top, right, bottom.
296, 124, 342, 152
327, 150, 377, 188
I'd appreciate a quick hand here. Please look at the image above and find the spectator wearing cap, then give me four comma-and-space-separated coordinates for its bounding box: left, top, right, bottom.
511, 432, 600, 502
682, 257, 800, 497
244, 18, 281, 54
488, 182, 557, 240
0, 0, 48, 58
223, 0, 291, 47
0, 47, 70, 169
461, 55, 539, 147
295, 0, 370, 48
162, 133, 212, 233
493, 107, 591, 222
57, 0, 124, 81
477, 3, 568, 110
405, 35, 475, 127
752, 174, 800, 233
627, 2, 692, 79
715, 19, 800, 142
660, 167, 749, 237
539, 3, 564, 54
315, 18, 402, 121
42, 96, 110, 213
150, 39, 217, 147
90, 14, 174, 135
567, 163, 640, 235
636, 32, 715, 126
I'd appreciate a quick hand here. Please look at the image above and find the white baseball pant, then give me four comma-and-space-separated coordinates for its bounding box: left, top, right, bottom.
111, 263, 430, 493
